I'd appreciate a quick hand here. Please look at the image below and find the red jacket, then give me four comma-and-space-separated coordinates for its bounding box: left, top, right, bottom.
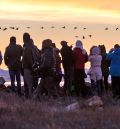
73, 48, 88, 69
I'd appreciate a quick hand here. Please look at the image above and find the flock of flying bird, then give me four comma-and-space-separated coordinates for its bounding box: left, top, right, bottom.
0, 26, 119, 39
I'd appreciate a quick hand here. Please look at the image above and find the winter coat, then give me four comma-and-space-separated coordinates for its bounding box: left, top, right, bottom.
4, 43, 23, 70
101, 53, 110, 76
107, 48, 120, 76
60, 45, 74, 68
39, 47, 56, 78
22, 43, 40, 70
73, 48, 88, 70
88, 47, 102, 81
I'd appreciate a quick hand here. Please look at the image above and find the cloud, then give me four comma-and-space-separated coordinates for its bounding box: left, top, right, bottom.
0, 0, 120, 23
4, 0, 120, 11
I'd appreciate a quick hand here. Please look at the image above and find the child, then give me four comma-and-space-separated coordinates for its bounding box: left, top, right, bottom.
88, 46, 102, 96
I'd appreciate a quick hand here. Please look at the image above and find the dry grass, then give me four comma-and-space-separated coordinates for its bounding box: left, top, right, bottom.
0, 91, 120, 129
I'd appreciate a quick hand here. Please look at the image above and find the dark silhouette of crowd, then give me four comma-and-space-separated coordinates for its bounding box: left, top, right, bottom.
0, 32, 120, 100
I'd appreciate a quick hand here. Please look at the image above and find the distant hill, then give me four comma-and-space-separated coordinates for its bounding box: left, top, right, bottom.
0, 69, 10, 82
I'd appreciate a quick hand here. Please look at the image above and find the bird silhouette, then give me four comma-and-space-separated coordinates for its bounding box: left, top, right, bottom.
116, 28, 119, 30
0, 27, 1, 29
10, 27, 15, 29
51, 26, 55, 28
74, 27, 77, 29
83, 28, 86, 30
62, 26, 66, 29
75, 36, 79, 38
89, 35, 92, 38
82, 36, 85, 39
26, 27, 30, 29
3, 28, 7, 31
16, 28, 19, 30
41, 27, 44, 29
105, 28, 108, 30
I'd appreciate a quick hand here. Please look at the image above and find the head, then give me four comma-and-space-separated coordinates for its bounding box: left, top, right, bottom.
90, 46, 100, 55
10, 36, 16, 45
75, 40, 83, 49
98, 45, 106, 54
60, 40, 68, 47
23, 32, 30, 44
52, 43, 56, 48
114, 44, 120, 49
42, 39, 52, 49
30, 38, 34, 45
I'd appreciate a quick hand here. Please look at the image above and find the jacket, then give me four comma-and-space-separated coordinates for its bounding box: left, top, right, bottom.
60, 45, 74, 68
4, 43, 23, 70
22, 43, 40, 70
107, 48, 120, 76
39, 47, 56, 77
73, 48, 88, 69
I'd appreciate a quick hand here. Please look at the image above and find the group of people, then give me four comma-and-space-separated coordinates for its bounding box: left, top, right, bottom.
0, 32, 120, 100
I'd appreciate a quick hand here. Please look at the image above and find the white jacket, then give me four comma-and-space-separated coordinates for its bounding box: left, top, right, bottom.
88, 47, 102, 82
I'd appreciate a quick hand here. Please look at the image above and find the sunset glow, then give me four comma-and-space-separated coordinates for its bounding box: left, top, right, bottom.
1, 0, 120, 69
0, 0, 120, 23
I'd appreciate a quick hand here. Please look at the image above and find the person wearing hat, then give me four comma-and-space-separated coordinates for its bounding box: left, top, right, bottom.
60, 40, 74, 95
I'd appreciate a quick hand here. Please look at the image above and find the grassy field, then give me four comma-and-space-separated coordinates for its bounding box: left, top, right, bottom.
0, 91, 120, 129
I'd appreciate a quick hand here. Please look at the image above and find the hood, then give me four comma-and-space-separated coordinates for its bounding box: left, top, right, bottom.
114, 48, 120, 55
91, 47, 100, 55
74, 40, 86, 54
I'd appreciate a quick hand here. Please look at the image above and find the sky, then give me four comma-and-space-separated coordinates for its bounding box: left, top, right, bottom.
0, 0, 120, 69
1, 0, 120, 22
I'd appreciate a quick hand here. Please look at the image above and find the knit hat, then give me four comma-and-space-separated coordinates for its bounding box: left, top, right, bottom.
92, 46, 100, 55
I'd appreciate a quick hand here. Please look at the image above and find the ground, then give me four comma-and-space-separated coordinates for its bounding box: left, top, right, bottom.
0, 89, 120, 129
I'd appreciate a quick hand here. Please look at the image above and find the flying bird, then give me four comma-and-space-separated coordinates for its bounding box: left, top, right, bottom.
105, 28, 108, 30
82, 36, 85, 39
41, 27, 44, 29
83, 27, 87, 30
116, 28, 119, 30
89, 35, 92, 38
51, 26, 55, 28
75, 36, 79, 38
10, 27, 15, 29
62, 26, 66, 29
74, 27, 77, 29
3, 28, 7, 31
16, 28, 19, 30
26, 27, 30, 29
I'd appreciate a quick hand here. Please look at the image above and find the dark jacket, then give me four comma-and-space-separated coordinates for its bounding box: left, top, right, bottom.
101, 53, 110, 76
22, 43, 40, 70
60, 45, 74, 68
39, 47, 56, 78
4, 43, 23, 70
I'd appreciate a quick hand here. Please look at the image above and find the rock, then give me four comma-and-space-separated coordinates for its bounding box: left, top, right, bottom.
65, 102, 79, 111
87, 96, 103, 107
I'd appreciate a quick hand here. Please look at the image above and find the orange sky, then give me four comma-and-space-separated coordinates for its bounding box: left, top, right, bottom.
0, 0, 120, 69
0, 0, 120, 23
